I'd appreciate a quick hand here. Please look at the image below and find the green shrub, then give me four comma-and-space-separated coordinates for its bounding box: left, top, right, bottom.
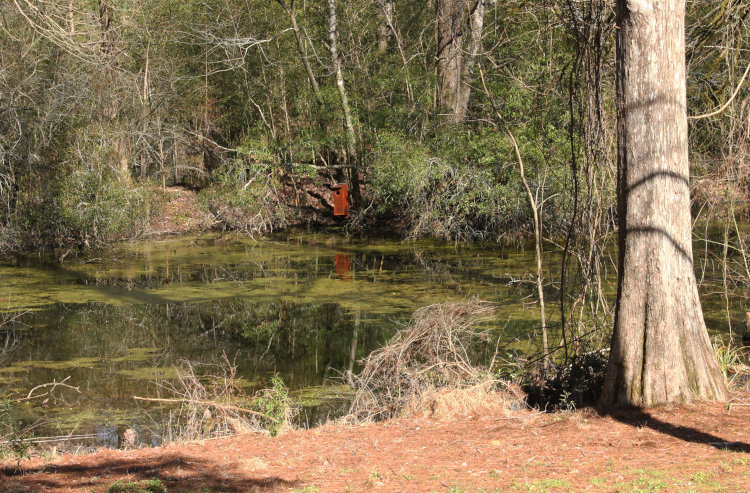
251, 374, 298, 436
199, 159, 288, 236
55, 167, 153, 246
369, 130, 527, 240
15, 130, 157, 250
0, 400, 29, 460
106, 478, 167, 493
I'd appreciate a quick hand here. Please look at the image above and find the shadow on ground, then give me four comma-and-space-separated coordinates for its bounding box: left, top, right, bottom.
602, 407, 750, 452
1, 453, 299, 492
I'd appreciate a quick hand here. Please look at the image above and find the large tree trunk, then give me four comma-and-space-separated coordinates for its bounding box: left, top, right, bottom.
600, 0, 726, 407
98, 0, 130, 183
98, 0, 117, 115
455, 0, 485, 120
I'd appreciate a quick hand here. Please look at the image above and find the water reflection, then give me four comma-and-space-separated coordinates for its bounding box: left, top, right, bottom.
0, 233, 533, 445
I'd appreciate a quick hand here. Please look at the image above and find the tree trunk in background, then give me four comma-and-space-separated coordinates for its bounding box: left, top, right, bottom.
436, 0, 466, 120
98, 0, 115, 82
327, 0, 361, 206
436, 0, 484, 122
456, 0, 485, 120
377, 0, 394, 52
600, 0, 726, 407
379, 0, 414, 102
277, 0, 324, 106
98, 0, 130, 182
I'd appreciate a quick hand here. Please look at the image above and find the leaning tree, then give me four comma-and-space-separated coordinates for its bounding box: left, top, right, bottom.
600, 0, 727, 407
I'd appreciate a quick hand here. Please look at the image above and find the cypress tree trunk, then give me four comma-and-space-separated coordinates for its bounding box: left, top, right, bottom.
98, 0, 131, 183
98, 0, 117, 117
601, 0, 726, 407
455, 0, 485, 120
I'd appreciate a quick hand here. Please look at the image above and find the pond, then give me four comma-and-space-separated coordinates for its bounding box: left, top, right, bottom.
0, 232, 744, 448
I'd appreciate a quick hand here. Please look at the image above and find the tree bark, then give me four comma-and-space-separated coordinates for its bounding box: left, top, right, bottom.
377, 0, 394, 52
600, 0, 726, 407
435, 0, 484, 122
436, 0, 466, 120
456, 0, 485, 120
98, 0, 118, 120
98, 0, 114, 63
97, 0, 131, 182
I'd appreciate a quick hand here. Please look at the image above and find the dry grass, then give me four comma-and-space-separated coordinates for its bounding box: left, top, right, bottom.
714, 340, 750, 391
404, 379, 522, 420
345, 301, 520, 422
147, 356, 298, 443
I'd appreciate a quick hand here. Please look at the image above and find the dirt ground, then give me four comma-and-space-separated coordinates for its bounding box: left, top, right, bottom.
3, 396, 750, 493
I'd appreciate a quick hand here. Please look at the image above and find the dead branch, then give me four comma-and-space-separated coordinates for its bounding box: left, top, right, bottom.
133, 396, 279, 423
14, 376, 80, 403
345, 301, 516, 422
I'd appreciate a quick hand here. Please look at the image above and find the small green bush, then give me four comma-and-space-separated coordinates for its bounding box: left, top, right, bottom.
106, 478, 167, 493
16, 130, 157, 250
252, 374, 298, 436
0, 401, 30, 460
369, 130, 527, 240
199, 159, 288, 236
54, 167, 153, 246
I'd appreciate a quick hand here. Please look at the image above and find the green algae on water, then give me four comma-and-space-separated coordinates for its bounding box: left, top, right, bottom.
116, 367, 179, 380
292, 384, 354, 407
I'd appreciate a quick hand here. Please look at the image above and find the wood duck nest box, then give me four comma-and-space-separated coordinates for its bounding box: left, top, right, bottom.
332, 183, 349, 218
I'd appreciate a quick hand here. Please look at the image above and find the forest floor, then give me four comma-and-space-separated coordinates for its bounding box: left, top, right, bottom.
3, 395, 750, 492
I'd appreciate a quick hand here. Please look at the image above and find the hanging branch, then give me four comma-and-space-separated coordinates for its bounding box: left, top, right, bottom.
689, 59, 750, 120
478, 64, 548, 370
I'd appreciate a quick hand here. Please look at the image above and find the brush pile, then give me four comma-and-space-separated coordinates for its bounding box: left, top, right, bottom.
346, 301, 519, 421
142, 356, 298, 442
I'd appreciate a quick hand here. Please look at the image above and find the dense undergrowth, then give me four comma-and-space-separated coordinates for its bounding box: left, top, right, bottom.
0, 1, 745, 257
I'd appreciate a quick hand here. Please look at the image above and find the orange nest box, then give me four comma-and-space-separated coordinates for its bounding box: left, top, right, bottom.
332, 183, 349, 217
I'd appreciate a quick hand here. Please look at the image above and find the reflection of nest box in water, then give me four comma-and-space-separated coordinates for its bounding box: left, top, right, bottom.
332, 183, 349, 217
